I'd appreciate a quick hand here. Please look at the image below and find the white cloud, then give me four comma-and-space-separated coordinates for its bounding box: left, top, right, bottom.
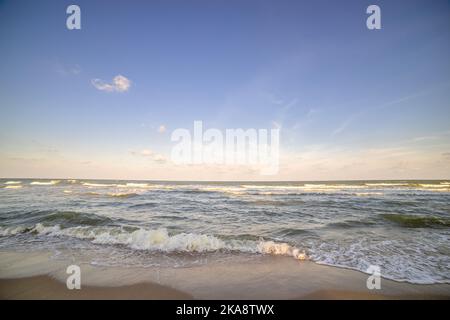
158, 125, 166, 133
140, 149, 153, 156
130, 149, 167, 164
152, 154, 167, 163
91, 75, 131, 92
113, 75, 131, 92
54, 63, 81, 76
91, 79, 114, 92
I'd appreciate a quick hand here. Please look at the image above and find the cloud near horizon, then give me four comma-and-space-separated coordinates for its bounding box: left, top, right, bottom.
130, 149, 168, 164
158, 125, 166, 133
91, 75, 131, 92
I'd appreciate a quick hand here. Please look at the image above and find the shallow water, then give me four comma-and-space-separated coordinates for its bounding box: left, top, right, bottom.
0, 179, 449, 284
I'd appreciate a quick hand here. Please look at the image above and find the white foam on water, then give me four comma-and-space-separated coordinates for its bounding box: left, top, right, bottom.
242, 185, 303, 190
1, 222, 447, 283
30, 180, 60, 186
355, 192, 384, 196
305, 235, 450, 285
0, 223, 60, 237
1, 224, 306, 260
241, 184, 366, 192
199, 186, 246, 196
31, 223, 61, 234
302, 184, 364, 189
257, 241, 307, 260
419, 184, 450, 189
365, 183, 409, 186
4, 181, 21, 185
107, 192, 139, 198
0, 226, 27, 236
416, 184, 450, 193
116, 183, 150, 188
4, 185, 22, 189
82, 182, 117, 187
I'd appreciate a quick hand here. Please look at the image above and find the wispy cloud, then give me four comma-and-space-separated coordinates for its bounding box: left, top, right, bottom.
291, 108, 320, 131
271, 98, 298, 130
54, 62, 81, 76
412, 135, 438, 142
331, 115, 358, 136
138, 149, 153, 156
130, 149, 167, 164
331, 82, 450, 136
91, 75, 131, 92
375, 82, 450, 111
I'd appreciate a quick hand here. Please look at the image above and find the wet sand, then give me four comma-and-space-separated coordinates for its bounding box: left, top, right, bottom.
1, 276, 448, 300
1, 251, 449, 299
0, 276, 192, 299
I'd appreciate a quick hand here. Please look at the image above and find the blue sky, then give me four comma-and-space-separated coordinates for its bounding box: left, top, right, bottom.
0, 0, 449, 180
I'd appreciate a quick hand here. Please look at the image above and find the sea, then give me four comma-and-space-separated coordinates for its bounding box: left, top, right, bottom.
0, 179, 449, 284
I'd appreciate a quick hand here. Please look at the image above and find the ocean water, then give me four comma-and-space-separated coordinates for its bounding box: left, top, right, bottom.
0, 179, 449, 284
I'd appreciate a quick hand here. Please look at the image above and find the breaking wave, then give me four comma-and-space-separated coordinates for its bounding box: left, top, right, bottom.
82, 182, 116, 187
0, 224, 307, 260
4, 181, 21, 185
30, 180, 60, 186
3, 185, 22, 189
107, 192, 139, 198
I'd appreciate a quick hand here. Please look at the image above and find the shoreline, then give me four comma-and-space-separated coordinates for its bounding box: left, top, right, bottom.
0, 250, 449, 299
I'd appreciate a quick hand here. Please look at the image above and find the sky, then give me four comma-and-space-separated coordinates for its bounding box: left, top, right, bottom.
0, 0, 449, 181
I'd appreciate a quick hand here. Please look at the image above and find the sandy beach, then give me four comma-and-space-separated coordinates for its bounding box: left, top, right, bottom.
0, 276, 192, 299
1, 250, 449, 300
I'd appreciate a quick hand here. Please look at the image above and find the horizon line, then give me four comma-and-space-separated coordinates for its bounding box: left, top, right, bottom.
1, 177, 449, 183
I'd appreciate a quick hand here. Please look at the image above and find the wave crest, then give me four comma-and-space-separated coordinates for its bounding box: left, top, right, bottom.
0, 224, 307, 259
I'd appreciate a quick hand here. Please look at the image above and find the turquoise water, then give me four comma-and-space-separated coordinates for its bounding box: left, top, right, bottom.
0, 179, 449, 284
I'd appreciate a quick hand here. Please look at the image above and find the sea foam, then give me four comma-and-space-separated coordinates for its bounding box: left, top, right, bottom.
30, 180, 60, 186
0, 224, 307, 260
